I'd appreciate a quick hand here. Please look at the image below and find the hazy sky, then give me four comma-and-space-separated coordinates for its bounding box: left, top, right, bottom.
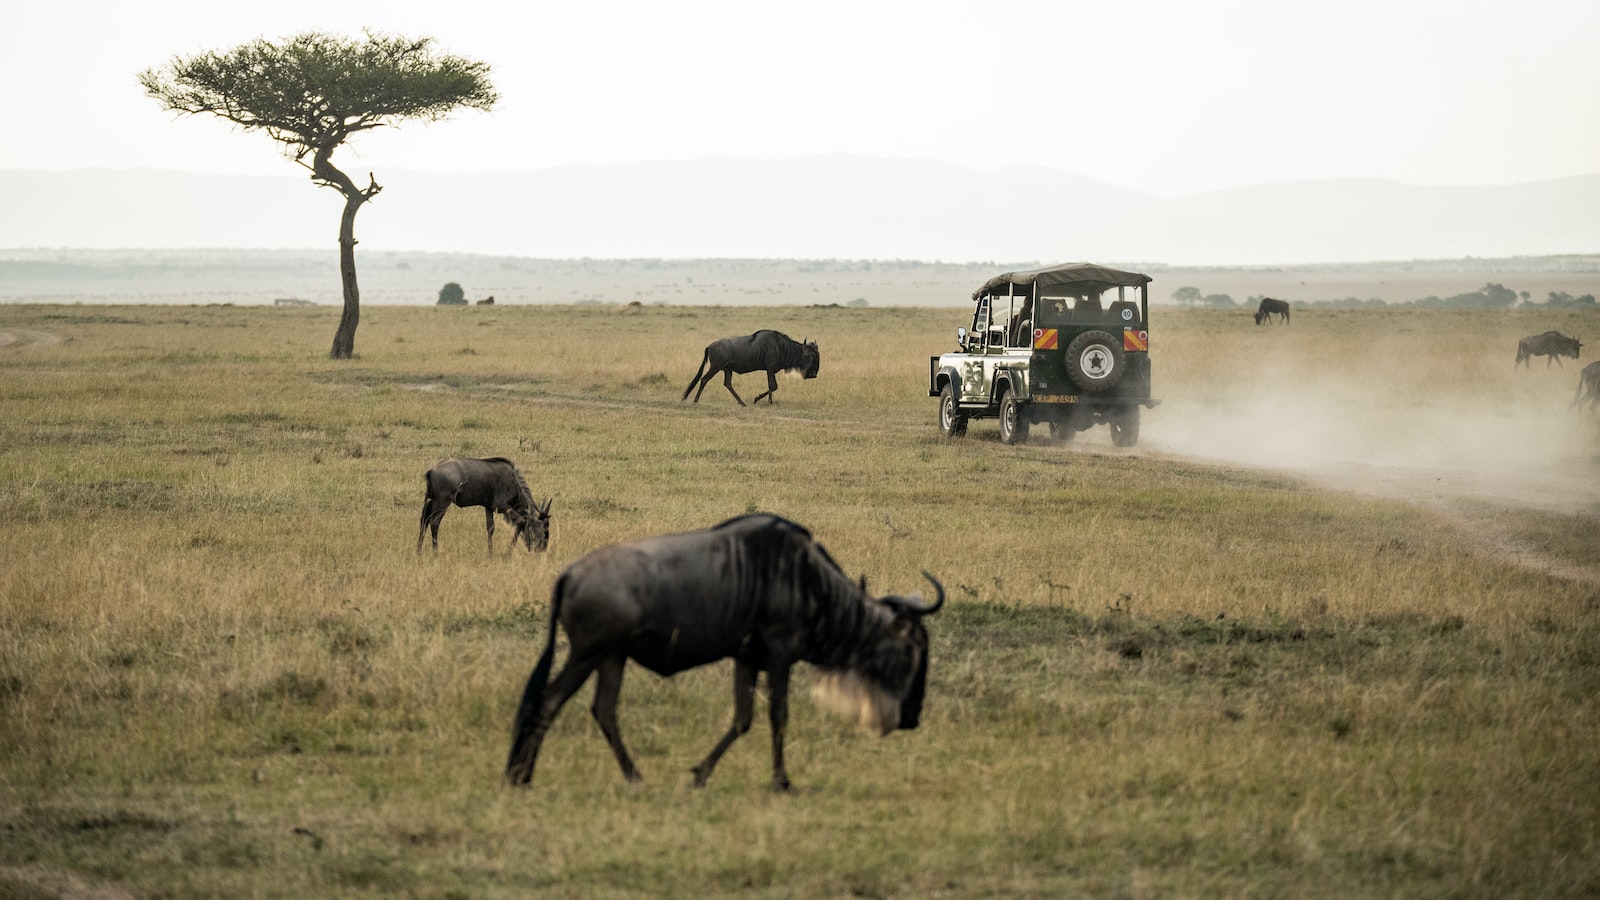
3, 0, 1596, 197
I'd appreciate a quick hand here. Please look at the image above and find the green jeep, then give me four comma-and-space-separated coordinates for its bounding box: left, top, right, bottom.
928, 262, 1156, 446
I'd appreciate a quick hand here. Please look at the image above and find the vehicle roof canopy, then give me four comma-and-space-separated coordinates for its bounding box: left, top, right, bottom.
973, 262, 1152, 301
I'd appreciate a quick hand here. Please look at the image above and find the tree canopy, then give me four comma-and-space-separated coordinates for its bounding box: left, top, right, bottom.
140, 32, 497, 167
1171, 286, 1202, 306
140, 32, 497, 358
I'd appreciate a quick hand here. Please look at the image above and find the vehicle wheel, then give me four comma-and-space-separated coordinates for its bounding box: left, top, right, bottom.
1049, 405, 1092, 443
1065, 330, 1125, 392
1109, 406, 1140, 447
938, 384, 968, 437
998, 388, 1029, 445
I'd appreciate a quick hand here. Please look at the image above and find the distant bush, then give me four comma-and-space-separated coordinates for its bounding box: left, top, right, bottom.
1309, 297, 1389, 309
1413, 282, 1518, 309
1547, 291, 1598, 308
437, 282, 466, 306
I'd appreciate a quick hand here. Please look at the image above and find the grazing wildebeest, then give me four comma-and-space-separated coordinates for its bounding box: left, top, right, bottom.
1253, 297, 1291, 325
416, 457, 552, 555
503, 513, 943, 791
1572, 361, 1600, 412
1516, 331, 1582, 368
681, 330, 820, 406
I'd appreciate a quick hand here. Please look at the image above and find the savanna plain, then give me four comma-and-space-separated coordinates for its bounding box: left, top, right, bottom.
2, 300, 1598, 898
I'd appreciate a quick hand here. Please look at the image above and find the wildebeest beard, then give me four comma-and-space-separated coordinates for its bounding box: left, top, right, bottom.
807, 604, 928, 736
811, 669, 902, 736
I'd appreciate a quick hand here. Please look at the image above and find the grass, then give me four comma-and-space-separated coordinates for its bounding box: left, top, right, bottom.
1, 301, 1598, 897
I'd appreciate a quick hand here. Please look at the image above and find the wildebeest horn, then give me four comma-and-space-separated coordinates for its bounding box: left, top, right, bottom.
906, 571, 944, 615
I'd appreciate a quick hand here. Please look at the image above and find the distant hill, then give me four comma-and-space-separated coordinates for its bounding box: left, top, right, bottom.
4, 248, 1597, 309
2, 157, 1596, 264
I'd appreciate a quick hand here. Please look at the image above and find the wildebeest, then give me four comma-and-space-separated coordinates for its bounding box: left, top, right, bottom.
1572, 361, 1600, 411
1516, 331, 1582, 368
503, 513, 943, 791
416, 457, 552, 555
1253, 297, 1291, 325
682, 330, 820, 406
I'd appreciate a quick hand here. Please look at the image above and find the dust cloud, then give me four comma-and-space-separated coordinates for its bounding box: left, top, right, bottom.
1143, 374, 1600, 520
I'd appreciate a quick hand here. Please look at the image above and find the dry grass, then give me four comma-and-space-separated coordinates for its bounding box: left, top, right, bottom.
1, 301, 1598, 897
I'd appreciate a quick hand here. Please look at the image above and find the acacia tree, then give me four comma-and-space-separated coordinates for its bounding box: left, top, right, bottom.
141, 32, 497, 358
1171, 286, 1201, 306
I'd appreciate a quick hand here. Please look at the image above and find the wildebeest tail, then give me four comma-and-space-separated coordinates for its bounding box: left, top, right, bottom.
418, 474, 438, 522
416, 475, 438, 552
504, 574, 567, 783
682, 349, 711, 400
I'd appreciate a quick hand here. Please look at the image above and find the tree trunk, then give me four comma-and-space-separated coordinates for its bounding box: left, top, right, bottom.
310, 149, 380, 360
329, 193, 363, 359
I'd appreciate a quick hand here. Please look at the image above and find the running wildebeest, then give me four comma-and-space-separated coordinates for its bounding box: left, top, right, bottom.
503, 513, 943, 792
1253, 297, 1291, 325
681, 330, 820, 406
1572, 361, 1600, 412
1515, 331, 1582, 368
416, 457, 552, 555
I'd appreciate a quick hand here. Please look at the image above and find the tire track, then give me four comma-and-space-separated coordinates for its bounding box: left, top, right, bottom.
0, 329, 63, 349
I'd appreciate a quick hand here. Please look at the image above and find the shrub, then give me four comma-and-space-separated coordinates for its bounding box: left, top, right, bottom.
437, 282, 466, 306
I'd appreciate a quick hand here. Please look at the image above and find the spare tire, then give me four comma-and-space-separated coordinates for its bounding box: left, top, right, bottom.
1064, 330, 1125, 392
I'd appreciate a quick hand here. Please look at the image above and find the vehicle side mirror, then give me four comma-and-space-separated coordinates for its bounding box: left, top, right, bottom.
956, 327, 967, 348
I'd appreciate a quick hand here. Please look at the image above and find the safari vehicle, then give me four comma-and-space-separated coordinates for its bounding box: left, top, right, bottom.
928, 262, 1156, 446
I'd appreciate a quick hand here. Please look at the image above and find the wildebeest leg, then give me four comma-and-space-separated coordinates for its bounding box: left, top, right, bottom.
589, 655, 642, 782
417, 499, 435, 553
720, 369, 747, 407
505, 653, 603, 785
691, 360, 725, 403
483, 507, 497, 555
419, 505, 448, 553
766, 664, 792, 792
693, 367, 727, 403
752, 370, 779, 405
682, 352, 711, 402
691, 660, 758, 787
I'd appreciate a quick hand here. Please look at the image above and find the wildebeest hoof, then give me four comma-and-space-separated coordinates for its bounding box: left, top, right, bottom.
771, 778, 792, 793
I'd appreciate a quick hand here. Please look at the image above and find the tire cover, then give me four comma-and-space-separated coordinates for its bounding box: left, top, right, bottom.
1065, 330, 1125, 392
